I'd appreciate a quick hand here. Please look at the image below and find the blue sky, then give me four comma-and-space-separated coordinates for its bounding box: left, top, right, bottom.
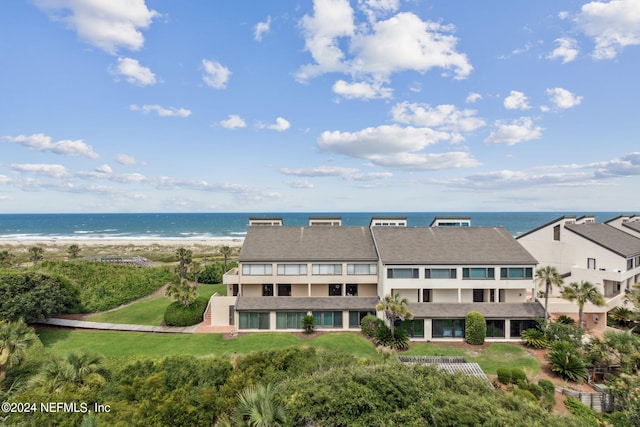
1, 0, 639, 213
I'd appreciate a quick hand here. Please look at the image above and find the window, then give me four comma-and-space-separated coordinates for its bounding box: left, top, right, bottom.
313, 311, 343, 328
510, 319, 536, 338
462, 268, 495, 279
346, 284, 358, 296
500, 268, 533, 279
329, 284, 342, 296
628, 259, 634, 271
262, 284, 273, 296
277, 264, 307, 275
242, 264, 273, 275
387, 268, 419, 279
425, 268, 457, 279
587, 258, 596, 270
277, 284, 291, 296
312, 264, 342, 275
239, 312, 270, 329
486, 320, 505, 338
397, 319, 424, 338
348, 311, 374, 328
276, 312, 306, 329
473, 289, 485, 302
432, 319, 465, 338
347, 264, 377, 275
422, 289, 432, 302
553, 225, 560, 241
232, 284, 238, 297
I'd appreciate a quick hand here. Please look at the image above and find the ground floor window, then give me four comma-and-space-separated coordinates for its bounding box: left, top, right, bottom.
313, 311, 343, 328
276, 312, 306, 329
510, 319, 536, 338
486, 320, 505, 338
432, 319, 465, 338
397, 319, 424, 338
239, 312, 270, 329
348, 311, 374, 328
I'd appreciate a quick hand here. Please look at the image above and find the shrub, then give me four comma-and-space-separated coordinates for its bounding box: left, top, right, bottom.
527, 382, 543, 399
537, 379, 555, 397
556, 315, 576, 325
547, 347, 587, 382
164, 296, 208, 326
510, 368, 527, 384
521, 328, 549, 349
360, 314, 383, 338
302, 315, 316, 334
496, 367, 511, 385
374, 324, 409, 350
465, 312, 486, 345
512, 388, 537, 403
564, 396, 603, 426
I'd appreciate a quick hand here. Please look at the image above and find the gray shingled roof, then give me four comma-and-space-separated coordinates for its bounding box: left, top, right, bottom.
372, 226, 537, 265
239, 226, 378, 262
565, 223, 640, 257
623, 220, 640, 234
407, 302, 544, 318
235, 296, 379, 311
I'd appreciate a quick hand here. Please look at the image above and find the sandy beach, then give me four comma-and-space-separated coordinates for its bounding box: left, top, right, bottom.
0, 237, 243, 248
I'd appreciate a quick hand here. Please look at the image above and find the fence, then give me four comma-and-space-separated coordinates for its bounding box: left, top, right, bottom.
557, 387, 614, 413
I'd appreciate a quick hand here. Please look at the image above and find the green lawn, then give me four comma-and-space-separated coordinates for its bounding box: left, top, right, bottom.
36, 330, 380, 360
405, 342, 540, 376
85, 284, 225, 325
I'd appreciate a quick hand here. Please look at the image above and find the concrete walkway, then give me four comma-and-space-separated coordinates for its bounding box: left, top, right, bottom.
32, 318, 199, 333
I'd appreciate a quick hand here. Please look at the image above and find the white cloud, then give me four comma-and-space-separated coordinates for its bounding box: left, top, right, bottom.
254, 16, 271, 41
279, 166, 392, 180
288, 179, 315, 189
297, 2, 471, 82
11, 163, 70, 179
130, 104, 191, 117
366, 151, 480, 171
202, 59, 231, 89
466, 92, 482, 104
547, 37, 579, 63
503, 90, 531, 110
358, 0, 400, 22
220, 115, 247, 129
33, 0, 158, 54
484, 117, 543, 146
268, 117, 291, 132
546, 87, 583, 109
115, 154, 142, 165
113, 57, 156, 86
391, 102, 485, 133
4, 133, 99, 159
575, 0, 640, 60
332, 79, 393, 100
95, 164, 113, 174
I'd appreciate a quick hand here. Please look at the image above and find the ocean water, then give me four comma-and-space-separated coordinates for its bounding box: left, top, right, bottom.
0, 212, 627, 242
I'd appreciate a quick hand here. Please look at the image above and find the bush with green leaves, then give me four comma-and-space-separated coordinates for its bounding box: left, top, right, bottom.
512, 388, 537, 403
537, 379, 555, 397
360, 314, 383, 338
510, 367, 527, 384
564, 396, 603, 427
496, 367, 511, 385
464, 311, 486, 345
520, 328, 549, 348
163, 296, 208, 326
374, 324, 409, 350
302, 315, 316, 334
547, 346, 587, 382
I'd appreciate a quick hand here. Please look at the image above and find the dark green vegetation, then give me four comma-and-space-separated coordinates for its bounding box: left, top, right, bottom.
465, 311, 486, 345
3, 341, 582, 427
164, 296, 208, 326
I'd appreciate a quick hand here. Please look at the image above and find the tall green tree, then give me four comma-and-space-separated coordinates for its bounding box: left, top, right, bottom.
535, 266, 564, 320
561, 281, 605, 328
0, 319, 36, 381
28, 246, 44, 265
175, 247, 192, 280
165, 279, 198, 307
190, 261, 203, 285
375, 293, 413, 338
237, 383, 285, 427
218, 245, 233, 273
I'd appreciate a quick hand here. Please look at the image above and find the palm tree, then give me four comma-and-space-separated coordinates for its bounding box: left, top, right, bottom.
561, 281, 606, 328
375, 293, 413, 338
165, 279, 198, 307
67, 244, 81, 259
28, 246, 44, 265
33, 350, 107, 392
175, 247, 193, 280
219, 245, 233, 273
190, 261, 203, 285
0, 319, 36, 381
535, 266, 564, 320
236, 383, 285, 427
